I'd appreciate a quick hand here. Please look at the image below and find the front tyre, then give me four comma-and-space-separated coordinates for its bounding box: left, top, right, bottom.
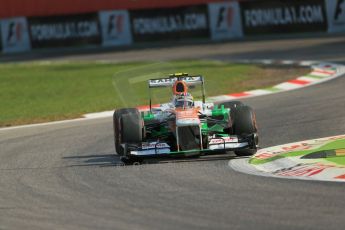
233, 106, 258, 156
218, 101, 244, 134
113, 108, 143, 156
218, 100, 244, 111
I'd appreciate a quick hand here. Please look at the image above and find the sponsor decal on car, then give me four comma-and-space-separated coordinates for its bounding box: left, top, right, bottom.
209, 136, 239, 144
141, 142, 170, 150
149, 76, 203, 87
176, 108, 200, 126
131, 142, 171, 155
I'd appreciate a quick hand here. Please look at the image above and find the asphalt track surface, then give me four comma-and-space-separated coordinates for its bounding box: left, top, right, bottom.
1, 36, 345, 229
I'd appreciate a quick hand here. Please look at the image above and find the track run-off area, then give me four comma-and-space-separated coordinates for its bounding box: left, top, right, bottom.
0, 35, 345, 229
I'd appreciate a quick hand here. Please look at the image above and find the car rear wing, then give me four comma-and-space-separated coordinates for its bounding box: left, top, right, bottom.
148, 75, 204, 88
147, 74, 206, 110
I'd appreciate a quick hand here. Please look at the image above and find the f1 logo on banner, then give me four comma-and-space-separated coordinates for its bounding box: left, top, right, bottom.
334, 0, 345, 24
99, 10, 132, 47
216, 6, 233, 30
208, 2, 243, 41
108, 14, 124, 36
326, 0, 345, 32
7, 22, 23, 45
0, 17, 31, 53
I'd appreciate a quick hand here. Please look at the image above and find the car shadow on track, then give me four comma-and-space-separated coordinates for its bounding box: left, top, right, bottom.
63, 154, 123, 167
63, 153, 240, 167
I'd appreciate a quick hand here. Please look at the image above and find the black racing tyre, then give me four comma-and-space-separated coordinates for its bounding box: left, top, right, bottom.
121, 112, 143, 143
233, 105, 258, 156
233, 105, 257, 136
113, 108, 142, 155
234, 148, 257, 157
218, 101, 244, 133
218, 101, 244, 119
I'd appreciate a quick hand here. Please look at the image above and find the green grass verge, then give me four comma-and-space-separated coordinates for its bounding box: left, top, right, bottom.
0, 60, 306, 127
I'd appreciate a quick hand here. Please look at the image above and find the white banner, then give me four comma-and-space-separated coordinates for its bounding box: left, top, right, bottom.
208, 2, 243, 41
326, 0, 345, 33
99, 10, 132, 47
1, 17, 31, 53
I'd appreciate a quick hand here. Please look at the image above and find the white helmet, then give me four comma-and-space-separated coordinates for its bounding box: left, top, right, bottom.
174, 93, 194, 108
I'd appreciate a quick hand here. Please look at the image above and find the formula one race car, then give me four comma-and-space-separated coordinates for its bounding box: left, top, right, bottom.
113, 73, 258, 163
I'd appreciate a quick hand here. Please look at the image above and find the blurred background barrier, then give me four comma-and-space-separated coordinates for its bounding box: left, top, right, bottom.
240, 0, 328, 35
0, 17, 31, 53
99, 10, 132, 47
28, 13, 102, 49
0, 0, 222, 18
208, 1, 243, 41
326, 0, 345, 33
0, 0, 344, 54
129, 4, 209, 43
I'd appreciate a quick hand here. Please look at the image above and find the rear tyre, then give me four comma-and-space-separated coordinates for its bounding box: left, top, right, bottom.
232, 105, 258, 156
113, 108, 143, 156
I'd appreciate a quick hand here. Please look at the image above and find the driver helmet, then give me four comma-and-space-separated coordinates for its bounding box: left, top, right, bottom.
174, 93, 194, 108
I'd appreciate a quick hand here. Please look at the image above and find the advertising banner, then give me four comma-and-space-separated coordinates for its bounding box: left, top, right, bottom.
28, 13, 101, 48
130, 5, 209, 42
99, 10, 132, 47
208, 2, 243, 41
326, 0, 345, 33
0, 23, 2, 53
0, 0, 223, 19
0, 17, 31, 53
240, 0, 328, 35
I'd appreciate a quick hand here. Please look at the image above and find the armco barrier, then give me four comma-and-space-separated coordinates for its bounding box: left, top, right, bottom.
0, 0, 345, 54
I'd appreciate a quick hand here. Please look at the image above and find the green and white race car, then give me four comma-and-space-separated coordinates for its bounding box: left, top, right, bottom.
113, 73, 258, 163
